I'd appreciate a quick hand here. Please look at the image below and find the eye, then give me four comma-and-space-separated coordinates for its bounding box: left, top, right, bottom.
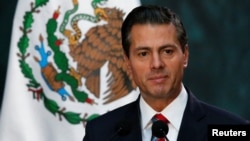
138, 51, 148, 57
163, 49, 173, 55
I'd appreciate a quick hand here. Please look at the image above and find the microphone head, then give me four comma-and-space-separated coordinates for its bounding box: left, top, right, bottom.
115, 120, 132, 136
152, 120, 169, 138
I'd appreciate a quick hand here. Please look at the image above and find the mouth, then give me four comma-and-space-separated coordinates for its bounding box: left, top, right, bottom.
148, 75, 168, 83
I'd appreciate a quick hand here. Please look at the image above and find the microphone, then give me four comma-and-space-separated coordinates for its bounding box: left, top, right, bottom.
108, 120, 132, 141
152, 120, 169, 141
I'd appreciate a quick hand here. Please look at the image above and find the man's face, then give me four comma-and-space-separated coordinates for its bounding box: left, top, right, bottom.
124, 23, 189, 103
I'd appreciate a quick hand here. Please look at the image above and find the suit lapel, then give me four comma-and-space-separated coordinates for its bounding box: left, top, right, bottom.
119, 96, 142, 141
177, 88, 207, 141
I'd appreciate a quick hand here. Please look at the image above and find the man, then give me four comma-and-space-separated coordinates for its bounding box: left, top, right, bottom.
83, 5, 248, 141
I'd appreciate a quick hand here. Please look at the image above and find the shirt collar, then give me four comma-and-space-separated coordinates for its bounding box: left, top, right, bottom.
140, 84, 188, 131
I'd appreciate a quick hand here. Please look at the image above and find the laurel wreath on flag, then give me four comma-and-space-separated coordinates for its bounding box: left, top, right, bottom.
16, 0, 104, 126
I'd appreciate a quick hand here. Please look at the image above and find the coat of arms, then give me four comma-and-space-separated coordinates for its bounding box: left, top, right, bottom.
17, 0, 137, 126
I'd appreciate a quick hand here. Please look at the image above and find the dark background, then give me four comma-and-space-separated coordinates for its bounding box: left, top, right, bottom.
0, 0, 249, 119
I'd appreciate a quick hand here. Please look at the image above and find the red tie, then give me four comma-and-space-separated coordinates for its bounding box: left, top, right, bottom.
151, 113, 169, 141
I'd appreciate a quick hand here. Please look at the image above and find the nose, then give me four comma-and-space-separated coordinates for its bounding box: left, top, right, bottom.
150, 53, 164, 69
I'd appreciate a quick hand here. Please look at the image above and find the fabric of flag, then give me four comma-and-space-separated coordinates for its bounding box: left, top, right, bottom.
0, 0, 140, 141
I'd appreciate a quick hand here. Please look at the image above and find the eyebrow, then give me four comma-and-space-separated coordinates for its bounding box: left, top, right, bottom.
135, 44, 177, 51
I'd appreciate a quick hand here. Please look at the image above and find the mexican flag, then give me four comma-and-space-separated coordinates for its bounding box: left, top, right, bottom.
0, 0, 140, 141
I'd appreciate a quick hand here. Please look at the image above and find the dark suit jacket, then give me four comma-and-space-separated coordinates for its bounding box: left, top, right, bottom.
83, 87, 249, 141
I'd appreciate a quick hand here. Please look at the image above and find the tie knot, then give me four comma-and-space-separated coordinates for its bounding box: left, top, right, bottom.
152, 113, 169, 124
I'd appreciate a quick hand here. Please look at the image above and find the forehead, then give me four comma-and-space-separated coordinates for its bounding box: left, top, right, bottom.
130, 23, 180, 47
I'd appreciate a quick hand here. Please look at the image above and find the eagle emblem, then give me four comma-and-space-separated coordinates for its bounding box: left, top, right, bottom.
17, 0, 137, 126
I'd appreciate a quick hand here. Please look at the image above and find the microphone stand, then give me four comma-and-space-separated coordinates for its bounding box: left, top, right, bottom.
162, 131, 169, 141
164, 136, 169, 141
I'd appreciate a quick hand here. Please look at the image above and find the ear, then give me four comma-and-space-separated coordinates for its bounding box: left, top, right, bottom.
183, 45, 189, 68
123, 53, 132, 74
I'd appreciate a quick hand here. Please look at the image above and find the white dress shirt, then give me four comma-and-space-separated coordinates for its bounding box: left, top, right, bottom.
140, 84, 188, 141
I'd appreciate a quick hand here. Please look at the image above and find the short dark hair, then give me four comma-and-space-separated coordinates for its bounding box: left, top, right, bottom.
121, 5, 188, 57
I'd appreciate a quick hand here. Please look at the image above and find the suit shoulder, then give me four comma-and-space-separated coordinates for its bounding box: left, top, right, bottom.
200, 101, 248, 124
87, 100, 137, 125
185, 87, 249, 124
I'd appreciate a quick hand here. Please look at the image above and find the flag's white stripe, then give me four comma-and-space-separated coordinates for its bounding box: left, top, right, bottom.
0, 0, 141, 141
